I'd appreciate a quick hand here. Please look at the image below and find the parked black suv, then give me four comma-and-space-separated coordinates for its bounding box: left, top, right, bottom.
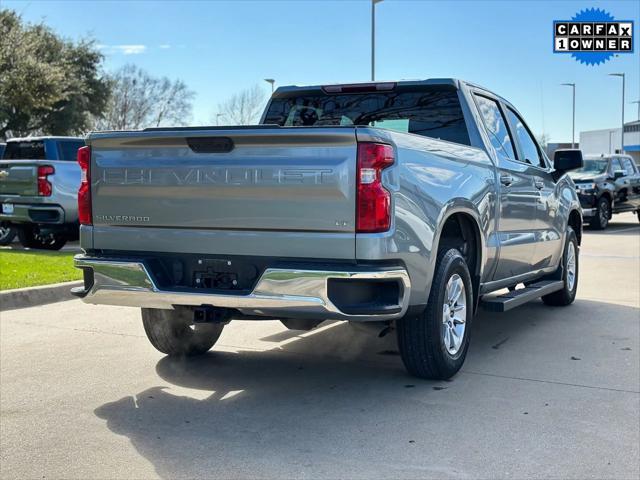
570, 154, 640, 229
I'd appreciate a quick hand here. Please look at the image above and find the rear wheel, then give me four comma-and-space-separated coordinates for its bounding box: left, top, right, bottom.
18, 225, 67, 250
590, 197, 610, 230
142, 307, 224, 356
542, 227, 579, 306
397, 248, 473, 380
0, 222, 16, 246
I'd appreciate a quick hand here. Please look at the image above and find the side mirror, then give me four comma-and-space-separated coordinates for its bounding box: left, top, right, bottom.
553, 149, 583, 180
613, 170, 625, 179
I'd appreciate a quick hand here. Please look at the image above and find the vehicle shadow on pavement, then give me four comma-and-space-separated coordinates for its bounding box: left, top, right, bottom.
94, 299, 639, 479
584, 219, 639, 235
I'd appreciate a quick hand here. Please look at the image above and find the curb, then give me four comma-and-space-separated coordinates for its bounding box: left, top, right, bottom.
0, 281, 83, 312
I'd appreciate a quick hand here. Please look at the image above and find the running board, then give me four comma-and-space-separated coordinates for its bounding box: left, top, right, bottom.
480, 280, 564, 312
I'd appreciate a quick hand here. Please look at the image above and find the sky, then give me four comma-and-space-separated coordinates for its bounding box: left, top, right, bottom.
4, 0, 640, 142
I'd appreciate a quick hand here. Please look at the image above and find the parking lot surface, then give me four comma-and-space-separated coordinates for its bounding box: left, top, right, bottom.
1, 214, 639, 479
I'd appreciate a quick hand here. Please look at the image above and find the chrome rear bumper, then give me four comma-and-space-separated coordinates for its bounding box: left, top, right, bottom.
73, 255, 411, 321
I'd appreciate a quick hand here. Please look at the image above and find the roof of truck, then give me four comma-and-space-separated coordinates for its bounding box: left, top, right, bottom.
275, 78, 460, 95
273, 78, 505, 102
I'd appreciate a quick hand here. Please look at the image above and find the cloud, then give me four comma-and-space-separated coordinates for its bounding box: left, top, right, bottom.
98, 44, 147, 55
159, 44, 171, 49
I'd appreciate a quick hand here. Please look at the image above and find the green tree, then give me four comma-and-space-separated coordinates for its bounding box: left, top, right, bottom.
0, 9, 110, 139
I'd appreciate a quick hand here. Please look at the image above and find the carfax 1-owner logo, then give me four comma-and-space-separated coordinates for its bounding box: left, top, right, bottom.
554, 8, 634, 65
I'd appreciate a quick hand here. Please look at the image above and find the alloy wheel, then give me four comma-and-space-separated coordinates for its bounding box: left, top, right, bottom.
566, 241, 576, 291
442, 273, 467, 356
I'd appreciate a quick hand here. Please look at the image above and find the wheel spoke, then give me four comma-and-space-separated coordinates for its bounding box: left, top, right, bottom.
449, 326, 458, 350
450, 280, 461, 303
443, 327, 451, 349
446, 281, 454, 303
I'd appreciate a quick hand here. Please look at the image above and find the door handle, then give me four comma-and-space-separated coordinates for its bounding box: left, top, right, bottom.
500, 173, 513, 186
534, 179, 544, 190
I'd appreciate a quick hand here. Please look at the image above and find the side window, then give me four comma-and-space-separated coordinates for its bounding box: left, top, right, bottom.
610, 158, 623, 174
474, 95, 515, 159
622, 158, 636, 175
505, 108, 543, 168
57, 141, 85, 161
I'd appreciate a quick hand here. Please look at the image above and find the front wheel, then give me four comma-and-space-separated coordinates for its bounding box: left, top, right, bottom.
397, 248, 473, 380
142, 307, 224, 356
542, 227, 579, 306
18, 225, 67, 250
0, 222, 17, 246
590, 197, 610, 230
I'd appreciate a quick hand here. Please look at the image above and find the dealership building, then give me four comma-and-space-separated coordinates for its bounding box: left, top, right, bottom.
579, 120, 640, 164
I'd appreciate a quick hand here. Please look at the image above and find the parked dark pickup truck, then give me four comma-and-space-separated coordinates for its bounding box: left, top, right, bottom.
570, 154, 640, 229
73, 79, 584, 379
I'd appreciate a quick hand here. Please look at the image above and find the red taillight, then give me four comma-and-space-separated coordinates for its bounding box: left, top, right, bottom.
356, 142, 394, 233
77, 146, 92, 225
37, 165, 54, 196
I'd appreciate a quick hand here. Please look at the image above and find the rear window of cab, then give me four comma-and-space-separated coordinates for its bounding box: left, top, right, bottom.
264, 87, 471, 146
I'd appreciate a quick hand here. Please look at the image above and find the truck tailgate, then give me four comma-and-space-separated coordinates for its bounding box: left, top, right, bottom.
88, 127, 357, 249
0, 161, 38, 196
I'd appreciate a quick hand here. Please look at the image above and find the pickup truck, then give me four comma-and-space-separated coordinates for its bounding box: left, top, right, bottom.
570, 154, 640, 229
72, 79, 584, 379
0, 136, 84, 249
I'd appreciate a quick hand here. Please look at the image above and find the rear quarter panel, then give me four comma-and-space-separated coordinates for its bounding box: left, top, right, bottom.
355, 128, 498, 306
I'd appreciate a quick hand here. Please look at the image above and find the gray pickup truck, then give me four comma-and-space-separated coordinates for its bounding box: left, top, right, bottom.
0, 136, 84, 249
72, 79, 583, 379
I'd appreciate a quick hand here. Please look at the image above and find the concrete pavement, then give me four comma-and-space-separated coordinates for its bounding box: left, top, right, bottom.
1, 214, 638, 479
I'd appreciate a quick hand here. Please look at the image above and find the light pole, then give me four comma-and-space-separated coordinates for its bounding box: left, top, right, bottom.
216, 113, 224, 126
371, 0, 383, 81
264, 78, 275, 95
561, 83, 576, 148
632, 100, 640, 121
609, 73, 625, 153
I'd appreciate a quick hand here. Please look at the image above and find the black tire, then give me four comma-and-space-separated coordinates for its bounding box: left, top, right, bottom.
397, 248, 473, 380
0, 222, 17, 246
589, 197, 610, 230
542, 227, 579, 306
142, 307, 224, 356
18, 225, 67, 250
636, 210, 640, 223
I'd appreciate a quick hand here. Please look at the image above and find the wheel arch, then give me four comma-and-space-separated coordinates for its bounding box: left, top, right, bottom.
432, 206, 485, 310
599, 190, 614, 206
567, 209, 582, 245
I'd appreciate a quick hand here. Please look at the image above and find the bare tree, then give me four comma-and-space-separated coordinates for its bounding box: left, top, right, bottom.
217, 85, 267, 125
95, 64, 194, 130
536, 132, 550, 150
